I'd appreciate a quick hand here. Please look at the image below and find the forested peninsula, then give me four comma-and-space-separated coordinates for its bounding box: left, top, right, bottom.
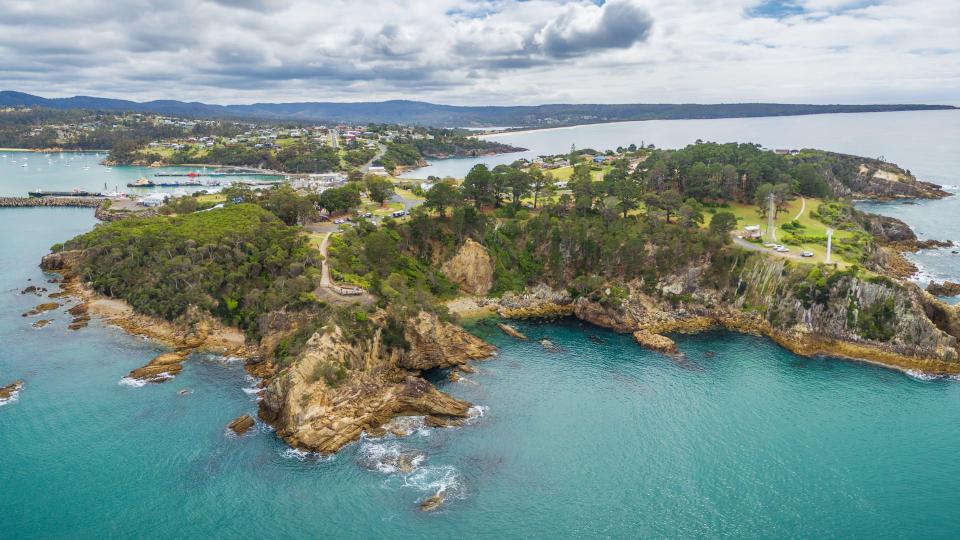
38, 141, 960, 511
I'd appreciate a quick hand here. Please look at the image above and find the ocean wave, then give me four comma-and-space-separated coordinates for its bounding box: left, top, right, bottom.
118, 373, 172, 387
905, 369, 940, 381
242, 374, 263, 401
280, 447, 334, 462
463, 405, 488, 425
402, 464, 464, 499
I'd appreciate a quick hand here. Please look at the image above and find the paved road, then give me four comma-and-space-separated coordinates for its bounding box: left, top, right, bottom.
733, 236, 806, 262
361, 143, 386, 173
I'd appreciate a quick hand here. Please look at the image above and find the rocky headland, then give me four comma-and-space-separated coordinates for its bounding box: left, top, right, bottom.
257, 311, 495, 453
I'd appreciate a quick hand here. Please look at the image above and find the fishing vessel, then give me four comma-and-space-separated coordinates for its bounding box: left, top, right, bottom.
126, 176, 156, 188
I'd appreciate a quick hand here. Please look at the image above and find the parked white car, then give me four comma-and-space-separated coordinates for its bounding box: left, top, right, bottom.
801, 251, 814, 257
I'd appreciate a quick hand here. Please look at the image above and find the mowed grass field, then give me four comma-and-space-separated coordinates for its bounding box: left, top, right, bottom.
721, 197, 856, 267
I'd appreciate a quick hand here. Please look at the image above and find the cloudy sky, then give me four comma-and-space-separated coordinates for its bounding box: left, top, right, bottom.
1, 0, 957, 105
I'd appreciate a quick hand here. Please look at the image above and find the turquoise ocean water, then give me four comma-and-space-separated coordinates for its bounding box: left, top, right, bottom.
2, 110, 960, 538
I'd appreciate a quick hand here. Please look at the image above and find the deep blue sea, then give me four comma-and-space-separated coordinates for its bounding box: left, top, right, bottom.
2, 110, 960, 538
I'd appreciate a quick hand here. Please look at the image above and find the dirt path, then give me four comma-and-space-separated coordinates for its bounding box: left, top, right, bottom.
319, 232, 332, 287
793, 196, 806, 221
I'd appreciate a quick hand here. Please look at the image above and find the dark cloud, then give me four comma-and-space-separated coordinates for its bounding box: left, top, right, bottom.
535, 0, 654, 58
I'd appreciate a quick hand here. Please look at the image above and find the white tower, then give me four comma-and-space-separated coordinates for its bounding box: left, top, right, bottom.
826, 228, 834, 264
767, 193, 776, 242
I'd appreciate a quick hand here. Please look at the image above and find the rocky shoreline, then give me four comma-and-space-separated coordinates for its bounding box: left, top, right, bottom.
39, 250, 254, 385
474, 275, 960, 376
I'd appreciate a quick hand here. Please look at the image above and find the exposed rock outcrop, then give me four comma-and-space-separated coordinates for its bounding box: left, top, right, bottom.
258, 311, 494, 454
0, 380, 24, 401
227, 415, 255, 435
496, 323, 527, 340
928, 281, 960, 297
441, 238, 493, 296
127, 351, 189, 382
633, 331, 678, 354
22, 302, 59, 317
400, 311, 495, 370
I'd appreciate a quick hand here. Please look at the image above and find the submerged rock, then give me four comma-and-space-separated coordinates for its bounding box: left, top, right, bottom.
539, 339, 559, 351
357, 447, 425, 474
425, 415, 464, 428
32, 319, 52, 329
496, 322, 527, 340
420, 491, 445, 512
227, 415, 255, 435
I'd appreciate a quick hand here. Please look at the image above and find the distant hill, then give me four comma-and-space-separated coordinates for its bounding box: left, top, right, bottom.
1, 90, 954, 128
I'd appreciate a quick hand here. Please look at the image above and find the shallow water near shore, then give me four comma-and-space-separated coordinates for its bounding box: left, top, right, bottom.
3, 208, 960, 537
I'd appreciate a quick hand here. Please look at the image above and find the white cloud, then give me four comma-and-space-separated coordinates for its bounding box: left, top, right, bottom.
0, 0, 956, 105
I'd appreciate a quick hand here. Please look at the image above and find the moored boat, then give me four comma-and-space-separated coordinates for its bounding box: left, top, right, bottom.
126, 176, 156, 188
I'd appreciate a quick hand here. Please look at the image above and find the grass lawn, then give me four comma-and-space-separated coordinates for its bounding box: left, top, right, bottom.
541, 165, 608, 182
306, 232, 327, 251
195, 193, 226, 204
395, 187, 425, 201
719, 197, 857, 267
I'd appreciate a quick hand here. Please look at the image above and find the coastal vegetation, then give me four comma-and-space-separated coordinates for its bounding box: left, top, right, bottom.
53, 204, 322, 336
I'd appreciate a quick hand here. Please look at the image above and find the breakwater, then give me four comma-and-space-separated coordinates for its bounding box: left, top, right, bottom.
0, 197, 104, 208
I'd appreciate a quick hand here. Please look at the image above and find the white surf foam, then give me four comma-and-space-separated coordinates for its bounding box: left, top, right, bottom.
905, 369, 939, 381
382, 415, 431, 438
280, 448, 334, 462
357, 441, 427, 474
118, 373, 173, 387
402, 464, 464, 499
242, 374, 263, 401
463, 405, 488, 425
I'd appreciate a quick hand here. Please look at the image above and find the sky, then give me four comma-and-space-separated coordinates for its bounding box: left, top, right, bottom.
0, 0, 957, 105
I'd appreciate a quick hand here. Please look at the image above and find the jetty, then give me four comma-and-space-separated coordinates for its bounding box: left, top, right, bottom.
0, 197, 104, 208
154, 171, 281, 177
28, 190, 103, 198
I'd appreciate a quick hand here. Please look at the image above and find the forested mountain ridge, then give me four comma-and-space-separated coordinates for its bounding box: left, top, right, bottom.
2, 90, 954, 127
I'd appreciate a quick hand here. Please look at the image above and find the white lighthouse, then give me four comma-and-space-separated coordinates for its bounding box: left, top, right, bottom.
826, 228, 834, 264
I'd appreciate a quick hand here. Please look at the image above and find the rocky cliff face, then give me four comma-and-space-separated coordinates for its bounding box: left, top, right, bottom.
810, 151, 951, 200
258, 311, 495, 453
441, 238, 494, 296
496, 256, 960, 375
